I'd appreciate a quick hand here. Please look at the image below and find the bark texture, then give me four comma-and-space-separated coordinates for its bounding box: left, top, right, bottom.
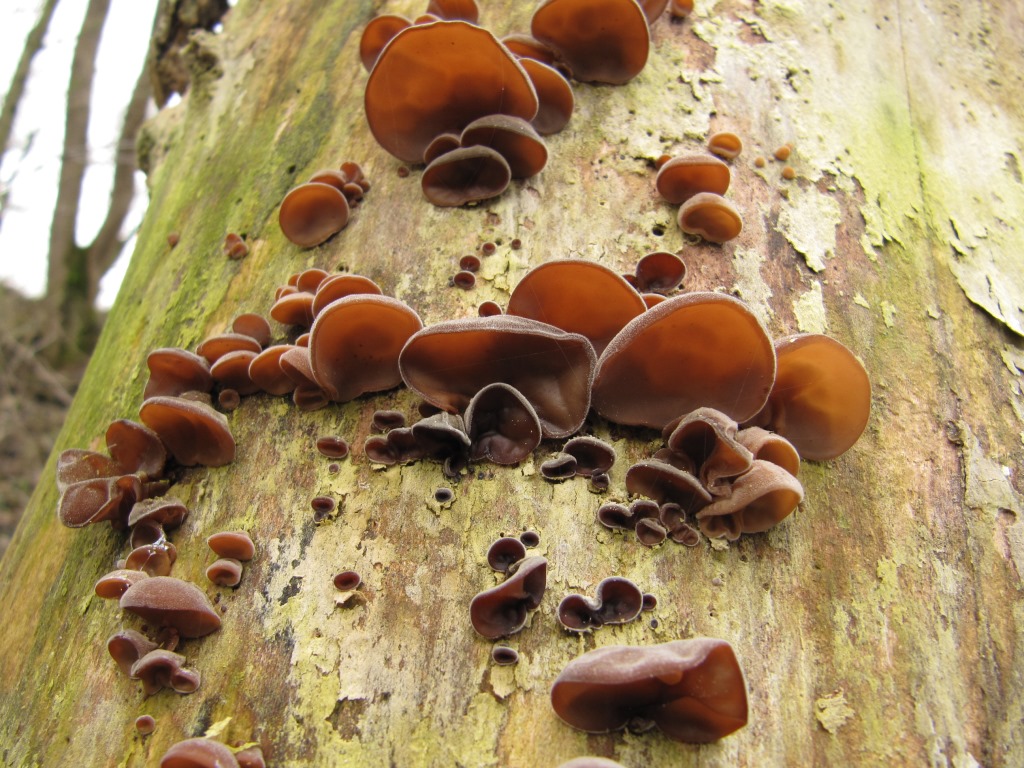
1, 0, 1023, 766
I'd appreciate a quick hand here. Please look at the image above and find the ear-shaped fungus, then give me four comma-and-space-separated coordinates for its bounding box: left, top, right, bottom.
487, 537, 528, 572
139, 397, 235, 467
105, 420, 167, 477
360, 14, 412, 71
592, 292, 775, 429
562, 436, 615, 477
144, 348, 213, 400
309, 295, 423, 402
206, 558, 243, 587
506, 260, 646, 356
196, 334, 262, 364
465, 383, 542, 464
311, 274, 383, 316
131, 649, 200, 696
426, 0, 480, 21
743, 333, 871, 461
119, 576, 222, 638
422, 146, 512, 206
365, 21, 538, 164
677, 192, 743, 243
633, 251, 686, 294
655, 154, 730, 204
518, 58, 574, 135
460, 114, 548, 178
662, 408, 753, 494
625, 460, 712, 513
399, 315, 597, 438
96, 569, 150, 599
231, 313, 272, 347
58, 473, 143, 528
161, 738, 240, 768
207, 531, 255, 560
735, 426, 800, 477
531, 0, 650, 84
708, 131, 742, 159
470, 556, 547, 638
550, 638, 749, 742
558, 577, 643, 630
696, 459, 803, 540
108, 629, 158, 676
278, 182, 350, 247
248, 345, 296, 396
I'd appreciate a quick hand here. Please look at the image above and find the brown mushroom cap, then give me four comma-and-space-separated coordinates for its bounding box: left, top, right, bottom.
399, 315, 597, 438
735, 426, 800, 476
207, 530, 255, 561
506, 260, 646, 356
278, 182, 350, 248
125, 543, 177, 577
663, 407, 754, 494
231, 313, 272, 347
161, 738, 240, 768
486, 537, 528, 572
518, 58, 574, 136
248, 345, 296, 396
677, 192, 743, 243
210, 349, 260, 395
423, 132, 462, 164
130, 649, 194, 696
562, 435, 616, 476
551, 638, 749, 742
311, 274, 383, 316
196, 333, 262, 364
592, 292, 776, 428
55, 449, 120, 492
360, 15, 412, 71
638, 0, 670, 23
139, 396, 235, 467
696, 459, 804, 539
107, 629, 158, 676
309, 295, 423, 402
144, 348, 213, 400
655, 154, 731, 204
57, 474, 142, 528
421, 145, 512, 206
426, 0, 479, 22
469, 556, 548, 638
120, 576, 222, 638
460, 114, 548, 178
744, 333, 871, 461
633, 251, 686, 294
501, 34, 558, 66
95, 568, 150, 599
270, 290, 316, 327
465, 382, 543, 465
708, 131, 743, 160
625, 460, 712, 512
365, 21, 538, 164
531, 0, 650, 85
206, 558, 243, 587
105, 419, 167, 477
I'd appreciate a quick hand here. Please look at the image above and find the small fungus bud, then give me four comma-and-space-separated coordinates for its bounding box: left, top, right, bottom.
773, 143, 792, 161
754, 156, 766, 168
454, 270, 477, 289
492, 646, 520, 665
333, 570, 362, 591
206, 558, 243, 587
781, 165, 796, 180
459, 254, 481, 272
207, 531, 255, 561
434, 487, 454, 503
135, 715, 156, 735
167, 233, 179, 248
519, 530, 540, 548
316, 436, 350, 459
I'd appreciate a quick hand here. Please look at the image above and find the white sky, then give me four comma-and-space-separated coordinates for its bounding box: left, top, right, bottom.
0, 0, 158, 308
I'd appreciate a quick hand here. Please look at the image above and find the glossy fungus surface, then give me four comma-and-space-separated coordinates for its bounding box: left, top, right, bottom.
696, 459, 804, 540
422, 146, 512, 206
469, 556, 547, 638
707, 131, 742, 159
655, 154, 730, 204
541, 453, 578, 481
139, 396, 235, 467
677, 192, 743, 243
562, 436, 615, 477
507, 260, 646, 356
333, 570, 362, 591
207, 530, 255, 561
460, 114, 548, 178
465, 382, 543, 464
365, 21, 538, 164
633, 251, 686, 294
551, 638, 749, 742
745, 333, 871, 461
492, 646, 520, 665
531, 0, 650, 84
487, 537, 528, 572
144, 348, 213, 400
278, 182, 350, 247
316, 436, 350, 459
400, 315, 596, 438
309, 295, 423, 402
592, 292, 775, 428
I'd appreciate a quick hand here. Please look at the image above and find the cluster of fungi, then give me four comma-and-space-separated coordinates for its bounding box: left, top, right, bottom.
50, 0, 874, 763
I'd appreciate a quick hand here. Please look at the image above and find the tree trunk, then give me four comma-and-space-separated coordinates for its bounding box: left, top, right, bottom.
2, 0, 1023, 766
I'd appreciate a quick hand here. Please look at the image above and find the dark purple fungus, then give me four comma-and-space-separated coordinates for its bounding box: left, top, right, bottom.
642, 593, 658, 611
119, 577, 221, 638
558, 594, 601, 631
454, 270, 477, 289
592, 577, 644, 625
596, 502, 632, 531
492, 646, 520, 665
108, 629, 158, 676
562, 436, 615, 477
469, 556, 547, 639
465, 382, 542, 465
519, 530, 540, 547
589, 472, 610, 492
435, 487, 454, 503
412, 412, 471, 462
625, 460, 712, 513
487, 537, 527, 573
333, 570, 361, 591
316, 436, 350, 459
635, 517, 668, 546
460, 254, 481, 272
372, 409, 407, 432
311, 496, 337, 523
131, 649, 200, 696
550, 638, 749, 743
541, 453, 578, 481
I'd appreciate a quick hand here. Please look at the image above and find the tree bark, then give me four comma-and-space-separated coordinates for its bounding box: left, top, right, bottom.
2, 0, 1023, 766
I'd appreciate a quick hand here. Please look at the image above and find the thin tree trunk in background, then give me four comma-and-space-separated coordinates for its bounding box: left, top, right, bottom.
0, 0, 59, 227
44, 0, 112, 361
1, 1, 1023, 766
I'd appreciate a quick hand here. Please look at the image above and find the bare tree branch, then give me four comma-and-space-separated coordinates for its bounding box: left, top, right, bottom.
0, 0, 60, 228
84, 61, 152, 296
